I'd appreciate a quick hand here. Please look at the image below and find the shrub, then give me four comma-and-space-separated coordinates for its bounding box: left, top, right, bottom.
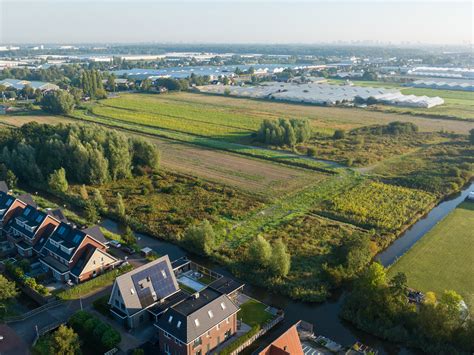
68, 311, 121, 351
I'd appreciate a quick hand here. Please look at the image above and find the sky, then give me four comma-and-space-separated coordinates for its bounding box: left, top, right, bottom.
0, 0, 472, 45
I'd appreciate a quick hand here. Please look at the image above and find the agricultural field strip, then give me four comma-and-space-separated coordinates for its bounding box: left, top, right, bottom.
225, 171, 363, 247
315, 181, 437, 233
70, 109, 337, 172
100, 98, 259, 132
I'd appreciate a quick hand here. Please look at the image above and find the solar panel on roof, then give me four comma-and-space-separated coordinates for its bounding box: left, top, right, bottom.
131, 260, 178, 307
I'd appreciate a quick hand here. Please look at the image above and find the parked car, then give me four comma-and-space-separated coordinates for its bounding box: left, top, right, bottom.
108, 240, 122, 248
122, 246, 135, 255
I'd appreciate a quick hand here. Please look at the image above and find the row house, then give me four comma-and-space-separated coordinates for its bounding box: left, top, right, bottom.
40, 222, 117, 283
5, 204, 60, 257
0, 186, 118, 284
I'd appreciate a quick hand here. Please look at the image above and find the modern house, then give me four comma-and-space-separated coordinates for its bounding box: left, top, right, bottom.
40, 222, 117, 283
154, 287, 239, 355
109, 255, 181, 328
4, 204, 60, 257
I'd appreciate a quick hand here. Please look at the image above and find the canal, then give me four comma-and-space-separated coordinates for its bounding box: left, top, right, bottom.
100, 181, 473, 354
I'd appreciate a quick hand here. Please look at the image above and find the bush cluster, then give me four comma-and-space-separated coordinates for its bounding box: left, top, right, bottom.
69, 311, 121, 351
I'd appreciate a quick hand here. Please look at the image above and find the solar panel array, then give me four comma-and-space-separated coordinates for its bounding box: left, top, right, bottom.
131, 260, 178, 308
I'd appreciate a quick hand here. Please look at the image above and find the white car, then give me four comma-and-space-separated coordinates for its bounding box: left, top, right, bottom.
108, 240, 122, 248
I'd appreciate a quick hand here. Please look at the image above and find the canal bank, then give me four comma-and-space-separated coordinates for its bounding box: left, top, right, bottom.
100, 181, 474, 354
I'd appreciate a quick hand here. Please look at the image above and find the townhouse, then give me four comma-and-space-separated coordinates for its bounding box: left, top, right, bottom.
109, 255, 182, 328
155, 288, 239, 355
109, 256, 241, 355
40, 222, 117, 283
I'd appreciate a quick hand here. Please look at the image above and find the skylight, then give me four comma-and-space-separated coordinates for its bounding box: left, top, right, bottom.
130, 288, 135, 295
5, 198, 12, 206
58, 226, 65, 235
177, 321, 181, 328
194, 318, 200, 327
220, 302, 226, 310
208, 310, 214, 319
36, 214, 43, 223
24, 208, 31, 216
72, 233, 81, 244
168, 315, 173, 323
161, 270, 167, 278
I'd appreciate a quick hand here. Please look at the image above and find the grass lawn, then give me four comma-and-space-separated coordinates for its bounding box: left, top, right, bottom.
388, 202, 474, 312
237, 299, 273, 327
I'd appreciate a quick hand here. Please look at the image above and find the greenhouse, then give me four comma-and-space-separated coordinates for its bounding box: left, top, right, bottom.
409, 79, 474, 92
199, 82, 444, 108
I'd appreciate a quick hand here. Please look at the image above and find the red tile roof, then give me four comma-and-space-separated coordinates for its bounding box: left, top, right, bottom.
258, 324, 304, 355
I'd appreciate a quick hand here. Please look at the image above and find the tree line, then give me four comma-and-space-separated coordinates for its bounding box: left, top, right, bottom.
256, 118, 312, 147
0, 122, 160, 187
342, 263, 473, 353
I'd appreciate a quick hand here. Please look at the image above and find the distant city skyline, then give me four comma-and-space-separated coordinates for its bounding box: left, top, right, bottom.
1, 1, 472, 45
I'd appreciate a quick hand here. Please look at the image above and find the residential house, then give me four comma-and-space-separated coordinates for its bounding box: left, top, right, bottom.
256, 321, 304, 355
40, 222, 117, 283
4, 204, 60, 257
0, 191, 27, 233
109, 255, 181, 329
154, 287, 239, 355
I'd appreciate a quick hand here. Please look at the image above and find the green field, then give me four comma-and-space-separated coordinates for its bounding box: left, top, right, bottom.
388, 202, 474, 311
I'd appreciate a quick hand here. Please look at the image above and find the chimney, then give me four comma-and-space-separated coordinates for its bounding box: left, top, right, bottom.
194, 292, 200, 299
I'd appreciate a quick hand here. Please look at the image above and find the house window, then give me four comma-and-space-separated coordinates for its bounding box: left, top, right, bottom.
193, 337, 202, 348
164, 343, 170, 354
206, 331, 210, 338
164, 332, 170, 339
226, 317, 229, 324
196, 351, 202, 355
225, 329, 231, 338
216, 323, 220, 331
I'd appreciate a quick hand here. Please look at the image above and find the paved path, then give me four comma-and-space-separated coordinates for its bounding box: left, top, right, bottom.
9, 286, 112, 346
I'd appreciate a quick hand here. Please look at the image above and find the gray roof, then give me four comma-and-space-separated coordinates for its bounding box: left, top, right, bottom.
0, 181, 9, 193
114, 256, 179, 315
81, 225, 107, 244
155, 288, 239, 344
17, 194, 37, 208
